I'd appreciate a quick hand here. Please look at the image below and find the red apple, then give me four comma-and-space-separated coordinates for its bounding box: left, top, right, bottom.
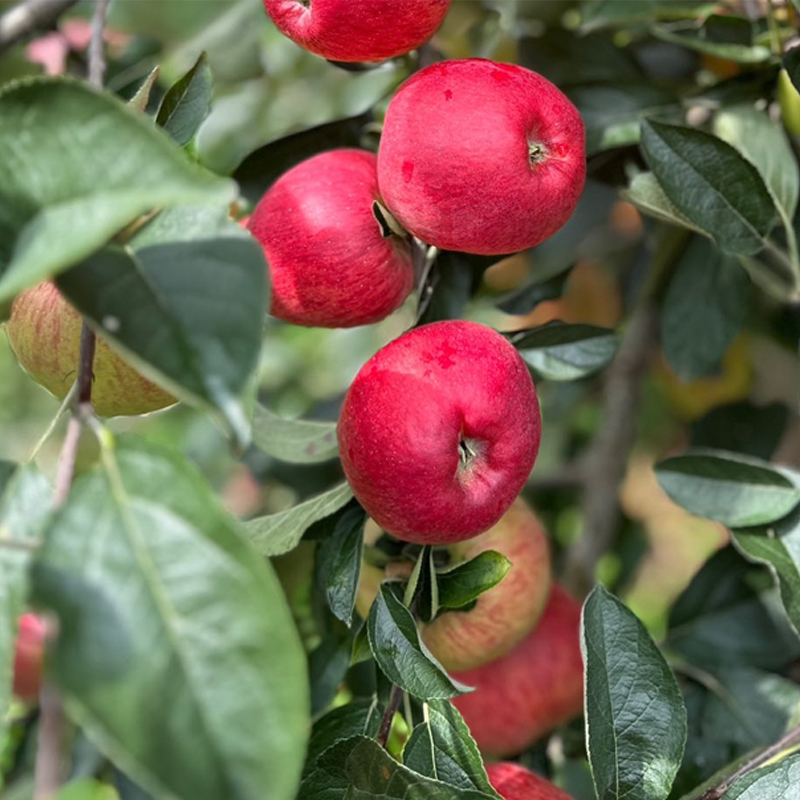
12, 614, 46, 703
377, 59, 586, 255
248, 149, 415, 328
263, 0, 452, 63
487, 763, 573, 800
356, 498, 552, 671
338, 320, 541, 544
452, 584, 584, 757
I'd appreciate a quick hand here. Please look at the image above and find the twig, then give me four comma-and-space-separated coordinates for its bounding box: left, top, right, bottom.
377, 685, 404, 749
0, 0, 79, 54
33, 685, 66, 800
87, 0, 111, 89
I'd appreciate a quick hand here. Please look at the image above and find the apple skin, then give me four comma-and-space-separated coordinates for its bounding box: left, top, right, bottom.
338, 320, 541, 544
6, 282, 176, 417
451, 584, 584, 757
487, 763, 573, 800
248, 149, 415, 329
377, 59, 586, 255
12, 614, 46, 703
263, 0, 452, 63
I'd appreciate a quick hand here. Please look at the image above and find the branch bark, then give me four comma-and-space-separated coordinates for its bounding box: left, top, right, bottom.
0, 0, 79, 54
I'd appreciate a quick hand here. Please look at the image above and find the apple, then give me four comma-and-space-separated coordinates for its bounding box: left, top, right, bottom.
262, 0, 452, 64
338, 320, 541, 544
6, 282, 176, 417
12, 614, 46, 703
451, 584, 584, 757
487, 763, 573, 800
248, 149, 416, 328
377, 58, 586, 255
355, 498, 552, 671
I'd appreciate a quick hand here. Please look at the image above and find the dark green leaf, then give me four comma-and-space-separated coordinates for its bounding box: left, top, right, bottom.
580, 0, 715, 32
0, 79, 234, 301
623, 172, 704, 233
252, 404, 338, 464
640, 120, 778, 255
661, 237, 751, 380
495, 271, 568, 316
691, 402, 788, 461
583, 586, 686, 800
784, 46, 800, 94
655, 450, 800, 527
650, 25, 770, 64
156, 53, 213, 146
507, 322, 620, 381
309, 633, 352, 717
34, 437, 309, 800
726, 753, 800, 799
245, 482, 353, 557
367, 585, 470, 701
437, 552, 511, 610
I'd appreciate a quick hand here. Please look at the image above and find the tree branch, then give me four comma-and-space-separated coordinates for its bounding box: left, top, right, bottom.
0, 0, 79, 54
377, 685, 404, 749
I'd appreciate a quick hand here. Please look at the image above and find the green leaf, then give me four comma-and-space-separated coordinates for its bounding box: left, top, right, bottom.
495, 270, 568, 316
403, 701, 500, 796
661, 237, 751, 380
54, 779, 109, 800
316, 505, 366, 627
640, 120, 778, 256
156, 53, 213, 146
437, 552, 511, 610
650, 25, 771, 64
726, 753, 800, 799
300, 735, 495, 800
784, 46, 800, 94
0, 78, 235, 302
692, 402, 789, 461
367, 585, 471, 701
129, 67, 161, 113
583, 586, 687, 800
623, 172, 704, 233
655, 450, 800, 527
245, 481, 353, 557
252, 404, 338, 464
308, 632, 352, 716
507, 322, 620, 381
33, 437, 309, 800
56, 231, 267, 444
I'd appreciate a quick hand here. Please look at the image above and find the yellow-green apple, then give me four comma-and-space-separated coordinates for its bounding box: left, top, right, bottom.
6, 282, 175, 417
355, 499, 552, 671
377, 59, 585, 255
263, 0, 452, 63
451, 585, 584, 757
338, 320, 541, 544
487, 763, 573, 800
248, 149, 415, 328
12, 614, 45, 703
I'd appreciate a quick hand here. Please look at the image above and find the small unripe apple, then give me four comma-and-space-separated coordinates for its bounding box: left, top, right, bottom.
263, 0, 452, 63
487, 762, 573, 800
248, 149, 415, 328
6, 282, 176, 417
338, 320, 541, 544
377, 59, 586, 255
356, 499, 551, 671
451, 585, 583, 757
12, 614, 46, 703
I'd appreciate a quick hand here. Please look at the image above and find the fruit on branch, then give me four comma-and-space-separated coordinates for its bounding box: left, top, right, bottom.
262, 0, 452, 63
248, 149, 415, 328
5, 282, 176, 417
487, 762, 573, 800
338, 320, 541, 544
451, 584, 583, 757
12, 614, 46, 703
377, 58, 586, 255
355, 498, 552, 671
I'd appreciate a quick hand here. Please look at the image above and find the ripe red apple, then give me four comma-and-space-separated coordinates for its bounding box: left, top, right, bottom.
356, 498, 552, 671
12, 614, 46, 703
248, 149, 415, 328
6, 282, 176, 417
263, 0, 452, 63
487, 763, 573, 800
338, 320, 541, 544
451, 584, 584, 757
377, 59, 586, 255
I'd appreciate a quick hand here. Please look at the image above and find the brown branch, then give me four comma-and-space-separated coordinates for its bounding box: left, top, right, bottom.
377, 685, 404, 749
0, 0, 79, 54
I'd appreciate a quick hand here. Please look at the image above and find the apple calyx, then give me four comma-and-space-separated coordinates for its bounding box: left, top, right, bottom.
457, 436, 481, 471
528, 140, 548, 166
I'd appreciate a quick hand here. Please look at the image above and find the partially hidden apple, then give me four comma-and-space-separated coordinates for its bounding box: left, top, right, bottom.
355, 498, 551, 671
338, 320, 541, 544
248, 149, 415, 328
263, 0, 452, 63
6, 282, 176, 417
451, 584, 584, 757
12, 613, 46, 703
487, 763, 574, 800
377, 59, 586, 255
